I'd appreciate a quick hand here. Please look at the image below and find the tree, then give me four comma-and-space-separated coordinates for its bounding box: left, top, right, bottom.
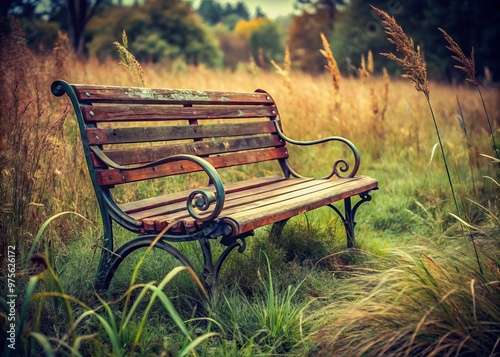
1, 0, 39, 18
329, 0, 500, 80
234, 2, 249, 20
288, 4, 334, 72
233, 17, 284, 65
198, 0, 222, 25
1, 0, 109, 56
255, 6, 265, 18
86, 0, 223, 67
66, 0, 105, 56
197, 1, 248, 26
294, 0, 342, 32
249, 19, 284, 64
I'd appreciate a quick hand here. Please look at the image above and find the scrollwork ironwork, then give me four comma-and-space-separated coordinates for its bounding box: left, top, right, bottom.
89, 145, 226, 223
187, 189, 221, 221
272, 119, 360, 179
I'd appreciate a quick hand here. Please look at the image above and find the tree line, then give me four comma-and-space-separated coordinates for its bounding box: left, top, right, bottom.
1, 0, 498, 80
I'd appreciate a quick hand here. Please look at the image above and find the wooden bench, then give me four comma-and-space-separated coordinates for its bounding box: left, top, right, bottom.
51, 80, 378, 294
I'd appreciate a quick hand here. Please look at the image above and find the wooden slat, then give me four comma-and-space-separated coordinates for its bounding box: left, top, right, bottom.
141, 176, 378, 233
81, 105, 275, 122
119, 175, 287, 214
91, 135, 284, 167
73, 85, 274, 105
96, 147, 289, 186
131, 177, 317, 221
86, 121, 278, 145
143, 177, 356, 231
226, 176, 378, 235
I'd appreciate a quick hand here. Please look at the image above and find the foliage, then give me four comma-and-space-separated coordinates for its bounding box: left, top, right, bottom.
86, 0, 223, 67
330, 0, 500, 80
197, 0, 249, 27
248, 19, 284, 64
233, 17, 267, 39
288, 8, 333, 72
233, 17, 284, 65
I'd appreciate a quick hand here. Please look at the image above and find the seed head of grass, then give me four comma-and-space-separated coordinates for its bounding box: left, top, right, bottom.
114, 30, 145, 87
270, 46, 292, 92
439, 28, 477, 86
319, 32, 341, 92
372, 6, 429, 99
367, 50, 374, 74
358, 53, 369, 83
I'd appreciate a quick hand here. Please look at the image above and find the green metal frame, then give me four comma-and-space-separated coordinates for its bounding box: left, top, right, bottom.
266, 97, 374, 248
51, 80, 246, 295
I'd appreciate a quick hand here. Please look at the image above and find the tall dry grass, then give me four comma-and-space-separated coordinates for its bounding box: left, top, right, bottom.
0, 20, 71, 259
439, 28, 499, 161
312, 247, 500, 356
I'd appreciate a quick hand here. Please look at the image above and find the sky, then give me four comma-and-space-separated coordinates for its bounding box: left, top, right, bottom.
186, 0, 296, 19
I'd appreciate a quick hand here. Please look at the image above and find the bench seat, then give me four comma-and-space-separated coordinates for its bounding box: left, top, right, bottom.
120, 175, 378, 236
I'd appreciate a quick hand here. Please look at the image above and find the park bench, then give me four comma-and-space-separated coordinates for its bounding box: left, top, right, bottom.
51, 80, 378, 295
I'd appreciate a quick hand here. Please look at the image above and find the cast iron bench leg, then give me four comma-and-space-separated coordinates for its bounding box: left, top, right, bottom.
329, 191, 374, 248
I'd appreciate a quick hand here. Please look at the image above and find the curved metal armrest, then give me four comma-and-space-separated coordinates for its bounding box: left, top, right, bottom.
91, 146, 225, 222
273, 120, 360, 179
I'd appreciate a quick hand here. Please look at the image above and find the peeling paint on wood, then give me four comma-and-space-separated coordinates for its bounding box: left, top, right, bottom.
125, 88, 211, 102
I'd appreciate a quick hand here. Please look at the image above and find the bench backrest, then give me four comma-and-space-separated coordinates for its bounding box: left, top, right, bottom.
52, 81, 288, 189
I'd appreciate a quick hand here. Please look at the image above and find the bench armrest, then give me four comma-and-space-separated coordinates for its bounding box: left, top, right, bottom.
91, 146, 225, 222
272, 120, 360, 179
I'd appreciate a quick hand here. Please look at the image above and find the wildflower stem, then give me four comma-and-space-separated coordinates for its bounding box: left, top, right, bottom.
426, 99, 460, 216
428, 99, 483, 275
456, 96, 476, 194
476, 85, 499, 160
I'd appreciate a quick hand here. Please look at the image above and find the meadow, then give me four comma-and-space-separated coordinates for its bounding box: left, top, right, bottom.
1, 25, 499, 356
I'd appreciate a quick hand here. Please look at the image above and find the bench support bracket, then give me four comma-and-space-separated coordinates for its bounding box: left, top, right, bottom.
199, 235, 248, 295
328, 191, 373, 248
95, 230, 250, 297
269, 219, 290, 242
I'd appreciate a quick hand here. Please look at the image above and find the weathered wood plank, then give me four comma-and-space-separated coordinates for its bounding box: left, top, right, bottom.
225, 176, 378, 235
81, 105, 275, 122
96, 147, 289, 186
73, 85, 274, 105
143, 176, 378, 233
119, 175, 287, 214
91, 135, 284, 167
130, 177, 316, 220
87, 122, 278, 145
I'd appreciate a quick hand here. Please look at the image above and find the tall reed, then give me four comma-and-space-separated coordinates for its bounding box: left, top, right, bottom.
371, 7, 460, 216
319, 33, 341, 109
439, 28, 499, 161
372, 6, 486, 275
